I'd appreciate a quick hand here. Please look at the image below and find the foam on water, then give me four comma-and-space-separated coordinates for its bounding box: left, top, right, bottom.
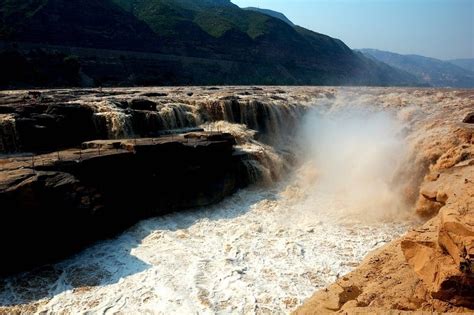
0, 177, 414, 314
0, 95, 422, 314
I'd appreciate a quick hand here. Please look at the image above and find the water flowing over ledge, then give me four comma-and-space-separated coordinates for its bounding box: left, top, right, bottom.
1, 87, 473, 314
0, 87, 313, 154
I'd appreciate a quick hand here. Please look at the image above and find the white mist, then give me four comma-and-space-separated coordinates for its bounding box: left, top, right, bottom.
297, 108, 410, 222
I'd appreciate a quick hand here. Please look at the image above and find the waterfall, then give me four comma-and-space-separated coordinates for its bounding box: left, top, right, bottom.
91, 100, 134, 139
85, 98, 308, 186
156, 103, 201, 130
0, 114, 18, 153
138, 98, 308, 186
242, 159, 269, 184
196, 99, 308, 144
0, 95, 310, 185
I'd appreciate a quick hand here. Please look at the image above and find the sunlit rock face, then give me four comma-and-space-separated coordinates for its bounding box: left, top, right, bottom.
0, 87, 473, 314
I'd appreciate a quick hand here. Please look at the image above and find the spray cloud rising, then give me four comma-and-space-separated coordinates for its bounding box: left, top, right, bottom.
297, 107, 410, 222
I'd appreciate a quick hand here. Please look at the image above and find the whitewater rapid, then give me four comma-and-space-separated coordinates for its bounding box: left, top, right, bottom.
0, 175, 414, 314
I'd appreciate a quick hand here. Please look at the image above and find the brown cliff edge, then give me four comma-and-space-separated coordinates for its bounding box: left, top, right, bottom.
295, 122, 474, 313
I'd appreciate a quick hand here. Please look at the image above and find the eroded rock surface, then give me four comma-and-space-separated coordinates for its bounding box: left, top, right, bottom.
403, 149, 474, 308
296, 90, 474, 314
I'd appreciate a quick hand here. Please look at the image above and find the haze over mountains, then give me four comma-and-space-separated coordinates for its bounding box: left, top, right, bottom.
359, 49, 474, 88
0, 0, 424, 88
448, 59, 474, 73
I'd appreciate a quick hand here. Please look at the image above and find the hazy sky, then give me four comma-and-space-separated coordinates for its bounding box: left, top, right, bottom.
231, 0, 474, 60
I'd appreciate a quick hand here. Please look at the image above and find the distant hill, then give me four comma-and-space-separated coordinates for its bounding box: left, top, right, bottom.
244, 7, 295, 26
359, 49, 474, 88
448, 59, 474, 73
0, 0, 421, 87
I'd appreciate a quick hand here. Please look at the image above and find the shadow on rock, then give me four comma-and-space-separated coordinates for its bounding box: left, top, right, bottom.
0, 233, 150, 307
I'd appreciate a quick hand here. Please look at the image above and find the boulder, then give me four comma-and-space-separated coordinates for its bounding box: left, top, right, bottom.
463, 112, 474, 124
129, 98, 157, 111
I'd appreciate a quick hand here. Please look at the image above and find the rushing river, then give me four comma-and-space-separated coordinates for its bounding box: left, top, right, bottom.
2, 89, 442, 314
0, 170, 415, 314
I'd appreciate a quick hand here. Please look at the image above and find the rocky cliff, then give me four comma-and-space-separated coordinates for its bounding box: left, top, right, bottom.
295, 91, 474, 313
0, 87, 314, 276
0, 132, 257, 275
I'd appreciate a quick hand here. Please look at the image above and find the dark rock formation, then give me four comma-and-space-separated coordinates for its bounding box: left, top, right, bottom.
463, 112, 474, 124
0, 96, 101, 153
129, 98, 156, 111
0, 132, 253, 276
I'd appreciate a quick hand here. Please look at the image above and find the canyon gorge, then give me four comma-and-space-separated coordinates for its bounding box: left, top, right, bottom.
0, 87, 473, 314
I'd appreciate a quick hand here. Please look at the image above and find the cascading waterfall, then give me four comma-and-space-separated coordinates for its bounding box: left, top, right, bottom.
85, 97, 309, 183
197, 99, 307, 144
91, 100, 134, 139
156, 103, 201, 130
0, 94, 309, 157
4, 88, 457, 314
193, 99, 309, 182
0, 101, 416, 313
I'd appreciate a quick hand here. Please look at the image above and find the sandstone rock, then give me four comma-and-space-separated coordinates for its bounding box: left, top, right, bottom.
298, 92, 474, 314
415, 196, 444, 217
436, 191, 449, 203
402, 161, 474, 308
420, 186, 438, 200
438, 206, 474, 276
401, 211, 474, 307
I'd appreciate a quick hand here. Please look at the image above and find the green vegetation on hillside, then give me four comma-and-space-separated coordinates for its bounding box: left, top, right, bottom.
0, 0, 47, 37
0, 0, 422, 87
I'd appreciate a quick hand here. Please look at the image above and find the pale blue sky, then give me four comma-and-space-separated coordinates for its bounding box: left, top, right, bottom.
231, 0, 474, 60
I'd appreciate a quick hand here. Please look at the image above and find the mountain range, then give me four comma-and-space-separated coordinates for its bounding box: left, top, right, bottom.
0, 0, 424, 87
448, 59, 474, 73
244, 7, 295, 26
359, 49, 474, 88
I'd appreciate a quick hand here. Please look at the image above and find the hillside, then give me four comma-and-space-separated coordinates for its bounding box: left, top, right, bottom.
359, 49, 474, 88
0, 0, 421, 87
449, 58, 474, 73
244, 7, 295, 26
0, 0, 158, 51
